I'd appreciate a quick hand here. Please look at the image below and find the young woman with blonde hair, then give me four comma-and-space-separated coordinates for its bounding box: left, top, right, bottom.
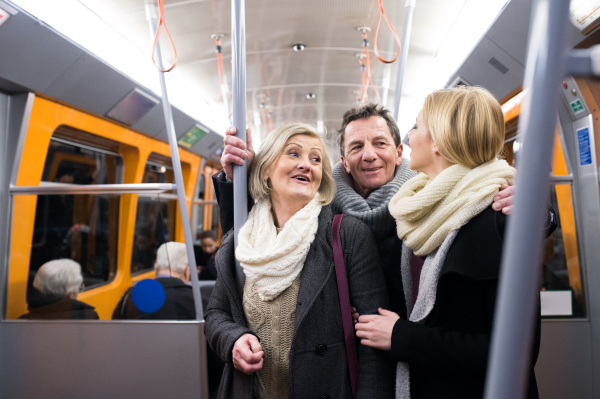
355, 86, 541, 398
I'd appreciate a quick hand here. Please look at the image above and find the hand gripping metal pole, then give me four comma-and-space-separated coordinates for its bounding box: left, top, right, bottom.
232, 0, 248, 295
484, 0, 570, 398
145, 1, 203, 321
393, 0, 415, 121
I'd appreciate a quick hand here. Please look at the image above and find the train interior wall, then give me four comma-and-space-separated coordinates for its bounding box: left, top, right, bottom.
0, 91, 209, 398
532, 76, 600, 399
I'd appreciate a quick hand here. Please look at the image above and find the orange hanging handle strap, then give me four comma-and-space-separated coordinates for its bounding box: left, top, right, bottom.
359, 32, 381, 104
214, 36, 224, 102
364, 41, 381, 104
373, 0, 401, 64
152, 0, 178, 72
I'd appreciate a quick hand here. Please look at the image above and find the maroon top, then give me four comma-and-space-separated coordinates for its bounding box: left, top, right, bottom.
410, 253, 426, 304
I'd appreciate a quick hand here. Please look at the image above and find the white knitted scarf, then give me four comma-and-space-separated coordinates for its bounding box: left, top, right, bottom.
388, 159, 515, 256
235, 195, 322, 301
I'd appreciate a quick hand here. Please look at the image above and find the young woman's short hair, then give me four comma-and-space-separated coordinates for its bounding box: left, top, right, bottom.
422, 86, 505, 168
155, 242, 188, 274
249, 122, 335, 205
33, 259, 83, 297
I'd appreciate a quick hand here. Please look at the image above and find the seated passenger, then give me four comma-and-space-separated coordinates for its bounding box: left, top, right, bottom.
112, 242, 195, 320
355, 86, 540, 398
19, 259, 99, 320
197, 230, 219, 280
204, 123, 393, 398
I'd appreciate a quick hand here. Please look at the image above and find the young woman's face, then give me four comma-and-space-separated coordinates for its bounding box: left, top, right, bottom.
266, 134, 323, 206
408, 110, 436, 174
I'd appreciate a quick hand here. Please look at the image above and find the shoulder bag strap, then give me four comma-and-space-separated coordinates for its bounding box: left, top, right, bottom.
332, 213, 358, 398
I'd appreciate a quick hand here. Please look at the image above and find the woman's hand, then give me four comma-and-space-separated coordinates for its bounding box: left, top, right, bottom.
492, 184, 514, 215
355, 308, 400, 351
351, 307, 360, 325
232, 333, 264, 374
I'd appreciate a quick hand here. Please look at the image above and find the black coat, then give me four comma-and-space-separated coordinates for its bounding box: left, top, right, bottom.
19, 295, 99, 320
112, 277, 195, 320
204, 205, 395, 399
199, 251, 219, 280
390, 206, 540, 399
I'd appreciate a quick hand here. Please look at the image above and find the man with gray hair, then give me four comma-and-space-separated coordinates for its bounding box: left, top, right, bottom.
112, 242, 195, 320
19, 259, 99, 320
214, 102, 518, 321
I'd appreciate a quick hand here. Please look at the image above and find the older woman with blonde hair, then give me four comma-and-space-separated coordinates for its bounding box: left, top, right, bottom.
355, 86, 541, 398
205, 122, 393, 398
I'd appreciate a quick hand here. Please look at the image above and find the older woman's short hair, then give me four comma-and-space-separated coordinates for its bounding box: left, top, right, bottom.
33, 259, 83, 297
155, 242, 188, 274
422, 86, 505, 169
249, 122, 335, 205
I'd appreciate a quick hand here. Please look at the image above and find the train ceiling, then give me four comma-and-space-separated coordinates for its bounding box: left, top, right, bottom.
70, 0, 509, 146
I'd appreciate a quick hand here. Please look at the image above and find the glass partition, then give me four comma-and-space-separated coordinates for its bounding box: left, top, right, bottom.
195, 173, 206, 244
28, 139, 122, 304
131, 160, 176, 275
539, 132, 586, 318
131, 196, 176, 274
540, 183, 585, 317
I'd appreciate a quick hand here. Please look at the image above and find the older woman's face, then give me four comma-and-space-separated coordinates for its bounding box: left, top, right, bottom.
266, 134, 323, 206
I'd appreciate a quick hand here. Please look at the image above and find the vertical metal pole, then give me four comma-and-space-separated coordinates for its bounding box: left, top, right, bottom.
393, 0, 415, 121
145, 1, 203, 321
484, 0, 570, 398
232, 0, 248, 295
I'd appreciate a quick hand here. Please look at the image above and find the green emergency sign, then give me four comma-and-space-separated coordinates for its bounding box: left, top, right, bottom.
570, 99, 585, 115
178, 126, 207, 148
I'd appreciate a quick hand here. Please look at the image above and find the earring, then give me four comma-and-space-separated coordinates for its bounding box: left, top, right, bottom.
431, 148, 435, 152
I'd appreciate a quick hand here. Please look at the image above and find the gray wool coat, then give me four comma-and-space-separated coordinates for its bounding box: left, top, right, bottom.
204, 205, 395, 399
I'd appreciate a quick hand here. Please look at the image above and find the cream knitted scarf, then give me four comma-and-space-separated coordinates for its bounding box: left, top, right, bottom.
389, 159, 515, 256
235, 195, 322, 301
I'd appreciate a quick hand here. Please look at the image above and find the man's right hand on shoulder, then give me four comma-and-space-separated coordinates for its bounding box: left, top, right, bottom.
221, 127, 254, 180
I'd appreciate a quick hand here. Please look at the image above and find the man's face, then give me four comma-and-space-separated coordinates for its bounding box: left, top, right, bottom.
201, 238, 218, 254
341, 116, 403, 198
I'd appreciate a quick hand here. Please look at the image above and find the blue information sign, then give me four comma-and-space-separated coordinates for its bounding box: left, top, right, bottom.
577, 127, 592, 166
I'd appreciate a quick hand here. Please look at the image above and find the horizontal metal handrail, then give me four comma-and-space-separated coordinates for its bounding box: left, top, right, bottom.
192, 199, 218, 205
549, 174, 574, 183
10, 183, 176, 195
138, 193, 178, 200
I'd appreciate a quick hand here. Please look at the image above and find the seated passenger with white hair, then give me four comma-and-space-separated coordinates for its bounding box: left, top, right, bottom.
19, 259, 99, 320
112, 241, 195, 320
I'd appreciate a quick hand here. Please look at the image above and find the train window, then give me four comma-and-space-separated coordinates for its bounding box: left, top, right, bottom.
541, 184, 585, 318
130, 159, 177, 274
211, 204, 220, 235
28, 138, 122, 303
198, 173, 206, 200
540, 132, 585, 318
195, 173, 206, 243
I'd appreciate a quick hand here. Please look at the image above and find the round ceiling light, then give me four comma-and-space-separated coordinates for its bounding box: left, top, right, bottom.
306, 93, 316, 99
293, 44, 306, 52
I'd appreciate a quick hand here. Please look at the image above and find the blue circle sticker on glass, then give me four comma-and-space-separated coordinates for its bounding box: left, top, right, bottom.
132, 279, 166, 313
